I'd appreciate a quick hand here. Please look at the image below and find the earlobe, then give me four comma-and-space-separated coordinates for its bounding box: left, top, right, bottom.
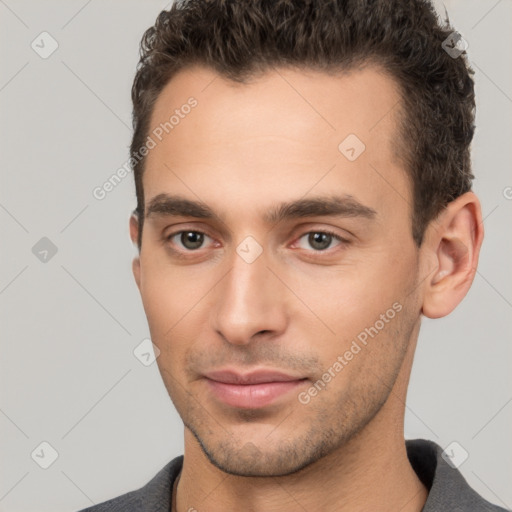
129, 214, 142, 290
421, 192, 484, 319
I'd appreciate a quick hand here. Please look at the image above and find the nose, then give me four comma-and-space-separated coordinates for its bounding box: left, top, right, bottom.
211, 244, 288, 346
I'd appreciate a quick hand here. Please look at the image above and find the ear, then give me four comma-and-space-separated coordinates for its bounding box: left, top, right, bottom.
421, 192, 484, 319
129, 213, 141, 291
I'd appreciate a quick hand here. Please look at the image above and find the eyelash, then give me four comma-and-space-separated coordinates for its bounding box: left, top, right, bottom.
163, 228, 349, 258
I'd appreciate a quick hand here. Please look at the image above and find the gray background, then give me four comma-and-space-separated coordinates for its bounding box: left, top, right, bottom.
0, 1, 511, 511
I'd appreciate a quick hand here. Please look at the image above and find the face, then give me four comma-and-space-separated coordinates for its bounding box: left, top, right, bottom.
132, 65, 424, 477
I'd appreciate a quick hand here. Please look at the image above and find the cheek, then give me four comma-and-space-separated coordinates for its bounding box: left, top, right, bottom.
140, 273, 172, 330
308, 252, 417, 363
138, 257, 217, 361
138, 259, 189, 342
140, 251, 198, 315
302, 255, 410, 329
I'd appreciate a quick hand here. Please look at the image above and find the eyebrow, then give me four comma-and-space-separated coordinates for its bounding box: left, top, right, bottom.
145, 193, 377, 224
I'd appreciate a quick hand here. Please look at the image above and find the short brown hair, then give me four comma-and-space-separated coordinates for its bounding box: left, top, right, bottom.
130, 0, 475, 248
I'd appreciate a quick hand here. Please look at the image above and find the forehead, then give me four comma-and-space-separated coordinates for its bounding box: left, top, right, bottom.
148, 63, 403, 151
143, 64, 411, 221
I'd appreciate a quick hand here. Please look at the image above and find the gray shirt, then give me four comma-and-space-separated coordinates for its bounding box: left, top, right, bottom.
77, 439, 508, 511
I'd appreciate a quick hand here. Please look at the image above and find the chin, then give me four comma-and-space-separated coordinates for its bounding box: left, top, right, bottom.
187, 421, 341, 477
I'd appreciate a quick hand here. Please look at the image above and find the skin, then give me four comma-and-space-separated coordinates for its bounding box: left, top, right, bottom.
129, 64, 483, 512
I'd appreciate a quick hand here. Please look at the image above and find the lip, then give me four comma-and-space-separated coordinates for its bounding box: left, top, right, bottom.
203, 369, 308, 409
204, 369, 304, 384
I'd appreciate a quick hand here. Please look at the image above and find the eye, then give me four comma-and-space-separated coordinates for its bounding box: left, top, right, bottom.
296, 230, 346, 252
167, 230, 213, 251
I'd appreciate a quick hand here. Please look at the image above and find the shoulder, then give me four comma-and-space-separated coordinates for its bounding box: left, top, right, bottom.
406, 439, 509, 512
75, 455, 183, 512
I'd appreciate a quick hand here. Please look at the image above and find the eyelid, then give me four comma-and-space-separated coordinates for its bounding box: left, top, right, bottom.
163, 222, 216, 239
289, 221, 352, 241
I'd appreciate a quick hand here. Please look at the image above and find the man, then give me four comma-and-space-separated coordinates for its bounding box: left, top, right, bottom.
79, 0, 507, 510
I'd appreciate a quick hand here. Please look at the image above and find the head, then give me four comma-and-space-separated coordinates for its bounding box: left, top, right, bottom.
128, 0, 483, 477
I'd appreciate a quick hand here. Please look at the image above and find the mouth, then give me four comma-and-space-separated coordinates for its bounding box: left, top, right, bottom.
203, 369, 309, 409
